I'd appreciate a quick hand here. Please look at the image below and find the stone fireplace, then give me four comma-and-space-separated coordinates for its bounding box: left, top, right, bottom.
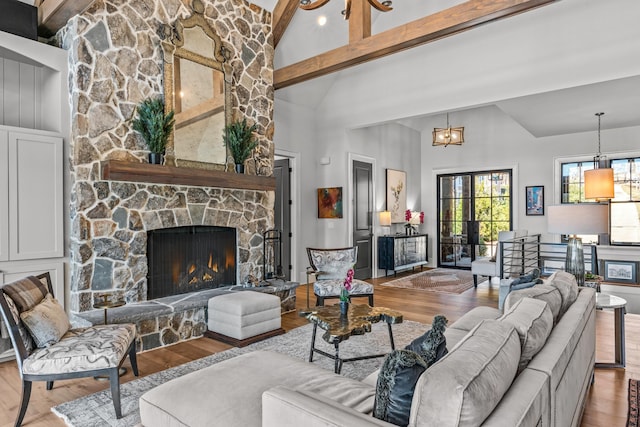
60, 0, 276, 349
147, 225, 237, 299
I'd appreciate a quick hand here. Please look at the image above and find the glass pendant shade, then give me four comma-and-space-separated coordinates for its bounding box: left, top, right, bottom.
584, 167, 614, 201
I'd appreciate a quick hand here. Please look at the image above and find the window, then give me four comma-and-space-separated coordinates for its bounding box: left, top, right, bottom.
560, 157, 640, 246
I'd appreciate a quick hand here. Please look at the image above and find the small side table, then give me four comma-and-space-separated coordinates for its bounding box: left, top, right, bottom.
93, 300, 126, 325
93, 300, 127, 379
595, 293, 626, 369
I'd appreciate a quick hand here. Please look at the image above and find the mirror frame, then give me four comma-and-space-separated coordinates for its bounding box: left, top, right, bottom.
161, 2, 233, 170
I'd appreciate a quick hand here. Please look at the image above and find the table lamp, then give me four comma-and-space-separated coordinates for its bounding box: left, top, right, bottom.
379, 211, 391, 235
547, 204, 608, 285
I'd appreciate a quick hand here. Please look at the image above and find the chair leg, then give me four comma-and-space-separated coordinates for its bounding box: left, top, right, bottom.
109, 368, 122, 419
128, 342, 139, 377
368, 294, 374, 306
46, 381, 54, 390
15, 380, 32, 427
473, 275, 478, 287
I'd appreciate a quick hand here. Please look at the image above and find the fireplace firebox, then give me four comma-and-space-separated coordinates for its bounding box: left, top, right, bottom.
147, 226, 237, 300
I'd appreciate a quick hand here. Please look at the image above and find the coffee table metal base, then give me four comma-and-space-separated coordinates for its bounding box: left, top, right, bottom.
309, 322, 396, 374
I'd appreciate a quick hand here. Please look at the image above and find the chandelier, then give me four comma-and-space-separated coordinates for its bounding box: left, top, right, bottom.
299, 0, 392, 20
432, 113, 464, 147
584, 112, 614, 201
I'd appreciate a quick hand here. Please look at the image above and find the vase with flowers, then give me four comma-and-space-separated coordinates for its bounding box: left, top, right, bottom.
340, 268, 354, 315
405, 209, 424, 235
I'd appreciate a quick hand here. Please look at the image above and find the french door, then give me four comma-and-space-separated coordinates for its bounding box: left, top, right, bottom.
437, 170, 512, 269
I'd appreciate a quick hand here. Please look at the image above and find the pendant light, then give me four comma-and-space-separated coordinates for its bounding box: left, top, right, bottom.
432, 113, 464, 147
584, 112, 614, 201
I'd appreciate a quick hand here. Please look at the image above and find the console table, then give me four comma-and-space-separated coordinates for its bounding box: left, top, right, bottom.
378, 234, 428, 276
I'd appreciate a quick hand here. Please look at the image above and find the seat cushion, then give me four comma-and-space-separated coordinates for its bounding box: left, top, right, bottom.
499, 297, 553, 373
410, 320, 521, 427
208, 291, 280, 315
21, 323, 136, 375
314, 279, 373, 297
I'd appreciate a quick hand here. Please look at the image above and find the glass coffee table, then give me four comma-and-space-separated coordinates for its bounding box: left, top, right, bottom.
305, 304, 403, 374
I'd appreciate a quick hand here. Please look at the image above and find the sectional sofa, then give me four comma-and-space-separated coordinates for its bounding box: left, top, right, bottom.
139, 271, 595, 426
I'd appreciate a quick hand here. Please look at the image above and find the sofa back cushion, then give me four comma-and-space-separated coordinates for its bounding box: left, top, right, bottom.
499, 297, 553, 373
546, 271, 579, 315
504, 284, 563, 323
409, 320, 521, 427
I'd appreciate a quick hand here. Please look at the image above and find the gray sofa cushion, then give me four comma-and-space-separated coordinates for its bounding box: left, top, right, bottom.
448, 306, 502, 332
546, 270, 579, 315
504, 284, 562, 322
409, 320, 521, 427
499, 297, 553, 373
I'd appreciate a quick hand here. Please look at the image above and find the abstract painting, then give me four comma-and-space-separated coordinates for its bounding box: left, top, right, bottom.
317, 187, 343, 218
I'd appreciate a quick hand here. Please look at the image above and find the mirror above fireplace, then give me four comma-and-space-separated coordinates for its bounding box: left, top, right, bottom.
161, 0, 233, 170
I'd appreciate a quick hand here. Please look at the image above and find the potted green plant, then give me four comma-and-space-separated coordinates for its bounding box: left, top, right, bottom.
131, 97, 175, 164
222, 118, 258, 173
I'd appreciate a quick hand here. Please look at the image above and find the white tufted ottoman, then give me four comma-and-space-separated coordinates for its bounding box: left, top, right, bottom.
205, 291, 284, 347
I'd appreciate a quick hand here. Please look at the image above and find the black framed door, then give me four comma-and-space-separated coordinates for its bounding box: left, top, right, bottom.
273, 158, 291, 280
437, 170, 512, 269
352, 160, 373, 279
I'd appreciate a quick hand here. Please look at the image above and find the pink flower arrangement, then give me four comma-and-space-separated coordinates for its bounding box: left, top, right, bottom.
405, 209, 412, 222
340, 268, 354, 301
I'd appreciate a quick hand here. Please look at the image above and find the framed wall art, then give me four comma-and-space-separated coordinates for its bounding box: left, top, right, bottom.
603, 260, 638, 284
386, 169, 407, 223
526, 185, 544, 216
317, 187, 343, 218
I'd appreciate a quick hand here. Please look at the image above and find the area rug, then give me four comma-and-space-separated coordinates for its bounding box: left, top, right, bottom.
628, 379, 639, 427
52, 320, 429, 427
380, 268, 476, 294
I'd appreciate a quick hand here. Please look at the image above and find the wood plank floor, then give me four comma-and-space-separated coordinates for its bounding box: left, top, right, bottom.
0, 270, 635, 426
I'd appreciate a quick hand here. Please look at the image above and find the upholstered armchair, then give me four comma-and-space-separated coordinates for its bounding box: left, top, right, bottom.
306, 247, 374, 306
471, 230, 528, 286
0, 273, 139, 426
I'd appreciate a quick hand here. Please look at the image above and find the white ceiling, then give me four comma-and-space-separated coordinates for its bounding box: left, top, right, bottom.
264, 0, 640, 137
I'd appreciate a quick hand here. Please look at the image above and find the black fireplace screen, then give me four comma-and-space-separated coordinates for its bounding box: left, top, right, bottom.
147, 226, 236, 300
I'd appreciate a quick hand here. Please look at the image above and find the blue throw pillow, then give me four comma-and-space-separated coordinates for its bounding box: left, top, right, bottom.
373, 316, 448, 426
510, 268, 542, 287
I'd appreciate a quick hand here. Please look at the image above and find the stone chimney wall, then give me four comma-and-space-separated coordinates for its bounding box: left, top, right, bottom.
59, 0, 274, 313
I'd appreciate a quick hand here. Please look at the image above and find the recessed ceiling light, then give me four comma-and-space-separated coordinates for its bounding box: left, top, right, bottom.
317, 15, 327, 26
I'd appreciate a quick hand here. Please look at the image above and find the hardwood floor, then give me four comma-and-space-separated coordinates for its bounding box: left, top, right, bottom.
0, 271, 634, 426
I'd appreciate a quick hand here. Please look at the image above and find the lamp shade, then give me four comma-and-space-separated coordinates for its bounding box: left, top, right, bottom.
547, 204, 608, 235
379, 211, 391, 226
584, 168, 614, 200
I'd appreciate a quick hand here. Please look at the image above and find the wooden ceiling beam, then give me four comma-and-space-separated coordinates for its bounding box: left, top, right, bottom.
39, 0, 95, 37
274, 0, 556, 89
272, 0, 300, 47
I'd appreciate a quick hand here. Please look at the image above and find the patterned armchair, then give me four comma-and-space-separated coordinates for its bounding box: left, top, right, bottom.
306, 247, 374, 306
0, 273, 138, 426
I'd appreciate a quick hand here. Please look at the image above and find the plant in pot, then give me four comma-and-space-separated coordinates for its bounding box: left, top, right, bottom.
131, 97, 175, 165
222, 118, 258, 173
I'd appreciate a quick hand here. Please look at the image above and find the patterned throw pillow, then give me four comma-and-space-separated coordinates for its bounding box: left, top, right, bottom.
373, 315, 448, 426
2, 276, 48, 312
20, 294, 71, 348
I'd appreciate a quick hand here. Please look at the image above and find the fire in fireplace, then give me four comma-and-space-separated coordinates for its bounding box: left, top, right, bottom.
147, 226, 236, 300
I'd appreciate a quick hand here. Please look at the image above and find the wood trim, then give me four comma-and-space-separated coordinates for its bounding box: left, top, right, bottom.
38, 0, 95, 37
349, 0, 372, 43
272, 0, 300, 47
274, 0, 557, 89
203, 328, 285, 347
101, 160, 276, 191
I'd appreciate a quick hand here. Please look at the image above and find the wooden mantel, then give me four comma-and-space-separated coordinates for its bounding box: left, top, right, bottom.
101, 160, 276, 191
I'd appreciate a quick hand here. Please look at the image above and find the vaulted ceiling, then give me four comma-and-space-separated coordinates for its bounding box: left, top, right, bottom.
16, 0, 640, 137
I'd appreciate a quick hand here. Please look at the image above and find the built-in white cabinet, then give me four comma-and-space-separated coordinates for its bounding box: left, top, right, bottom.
0, 129, 63, 261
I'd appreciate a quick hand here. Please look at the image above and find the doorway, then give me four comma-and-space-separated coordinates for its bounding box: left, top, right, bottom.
437, 170, 512, 269
352, 160, 373, 279
273, 158, 291, 280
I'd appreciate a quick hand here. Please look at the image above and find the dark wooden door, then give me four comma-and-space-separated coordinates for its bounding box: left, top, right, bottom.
352, 160, 373, 280
274, 158, 291, 280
